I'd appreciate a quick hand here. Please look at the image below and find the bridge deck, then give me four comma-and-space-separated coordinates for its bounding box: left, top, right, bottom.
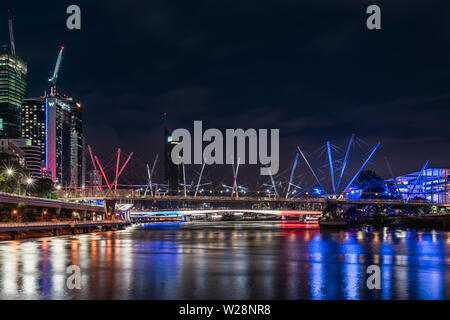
0, 192, 103, 211
55, 189, 450, 207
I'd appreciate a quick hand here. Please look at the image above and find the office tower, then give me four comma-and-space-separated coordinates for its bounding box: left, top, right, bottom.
70, 101, 83, 187
21, 98, 46, 164
21, 95, 83, 186
164, 127, 182, 194
0, 45, 27, 138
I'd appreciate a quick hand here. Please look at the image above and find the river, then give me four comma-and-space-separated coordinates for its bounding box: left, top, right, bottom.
0, 221, 449, 300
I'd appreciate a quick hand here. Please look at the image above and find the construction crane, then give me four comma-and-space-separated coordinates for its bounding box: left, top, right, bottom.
8, 7, 16, 56
49, 46, 65, 97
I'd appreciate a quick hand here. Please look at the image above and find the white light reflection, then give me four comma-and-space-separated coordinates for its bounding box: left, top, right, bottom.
49, 238, 67, 298
20, 242, 39, 298
1, 242, 19, 297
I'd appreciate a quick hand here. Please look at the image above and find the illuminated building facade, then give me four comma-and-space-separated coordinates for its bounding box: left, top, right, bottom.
70, 101, 84, 187
0, 138, 42, 178
387, 168, 450, 204
0, 46, 27, 138
21, 98, 46, 165
164, 127, 182, 194
21, 95, 84, 186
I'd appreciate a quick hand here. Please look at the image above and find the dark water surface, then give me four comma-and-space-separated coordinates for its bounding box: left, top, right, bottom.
0, 221, 449, 300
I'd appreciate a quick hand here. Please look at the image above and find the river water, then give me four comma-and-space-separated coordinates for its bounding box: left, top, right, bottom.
0, 221, 449, 300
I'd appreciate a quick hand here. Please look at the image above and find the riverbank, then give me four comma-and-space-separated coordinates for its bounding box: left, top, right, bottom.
349, 214, 450, 230
0, 221, 129, 241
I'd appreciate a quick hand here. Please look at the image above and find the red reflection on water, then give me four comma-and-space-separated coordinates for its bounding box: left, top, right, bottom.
281, 221, 319, 230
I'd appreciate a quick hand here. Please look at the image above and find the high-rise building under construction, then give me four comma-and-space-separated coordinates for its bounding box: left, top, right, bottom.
164, 119, 182, 194
0, 9, 27, 138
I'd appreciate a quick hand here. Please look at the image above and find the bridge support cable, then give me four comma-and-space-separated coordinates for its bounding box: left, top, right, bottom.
87, 146, 102, 190
289, 183, 303, 191
297, 146, 330, 199
114, 148, 121, 190
341, 142, 381, 196
144, 154, 158, 197
231, 157, 240, 199
327, 141, 336, 194
406, 160, 429, 203
116, 152, 134, 184
95, 156, 112, 190
336, 133, 355, 192
285, 153, 299, 199
384, 156, 404, 203
144, 164, 151, 197
182, 162, 187, 197
194, 161, 206, 198
269, 169, 280, 199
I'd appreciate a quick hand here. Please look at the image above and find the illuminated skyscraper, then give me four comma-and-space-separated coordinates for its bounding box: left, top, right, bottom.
70, 100, 84, 187
164, 126, 182, 195
0, 45, 27, 138
22, 95, 84, 186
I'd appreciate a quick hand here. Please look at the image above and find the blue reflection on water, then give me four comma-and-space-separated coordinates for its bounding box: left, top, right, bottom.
0, 223, 450, 299
137, 222, 182, 230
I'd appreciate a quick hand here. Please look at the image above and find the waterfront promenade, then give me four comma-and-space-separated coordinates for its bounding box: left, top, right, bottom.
0, 220, 128, 232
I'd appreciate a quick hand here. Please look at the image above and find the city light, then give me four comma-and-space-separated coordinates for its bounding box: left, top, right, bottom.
0, 2, 448, 304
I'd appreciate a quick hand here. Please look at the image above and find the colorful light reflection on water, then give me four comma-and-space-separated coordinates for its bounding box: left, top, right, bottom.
0, 222, 449, 300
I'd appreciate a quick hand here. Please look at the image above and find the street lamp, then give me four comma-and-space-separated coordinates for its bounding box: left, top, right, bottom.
4, 168, 19, 194
23, 177, 34, 196
11, 209, 17, 220
5, 168, 14, 192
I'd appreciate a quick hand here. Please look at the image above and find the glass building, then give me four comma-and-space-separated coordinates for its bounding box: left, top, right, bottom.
70, 101, 84, 187
0, 45, 27, 138
22, 95, 84, 186
386, 168, 450, 204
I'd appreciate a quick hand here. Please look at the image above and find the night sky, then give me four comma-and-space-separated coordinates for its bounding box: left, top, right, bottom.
4, 1, 450, 188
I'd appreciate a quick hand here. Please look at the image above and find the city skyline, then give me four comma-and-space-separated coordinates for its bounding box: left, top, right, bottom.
3, 1, 450, 183
1, 1, 450, 306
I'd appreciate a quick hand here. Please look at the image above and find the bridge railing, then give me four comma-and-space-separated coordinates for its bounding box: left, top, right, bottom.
0, 192, 104, 210
56, 189, 327, 202
55, 189, 448, 206
0, 220, 128, 232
